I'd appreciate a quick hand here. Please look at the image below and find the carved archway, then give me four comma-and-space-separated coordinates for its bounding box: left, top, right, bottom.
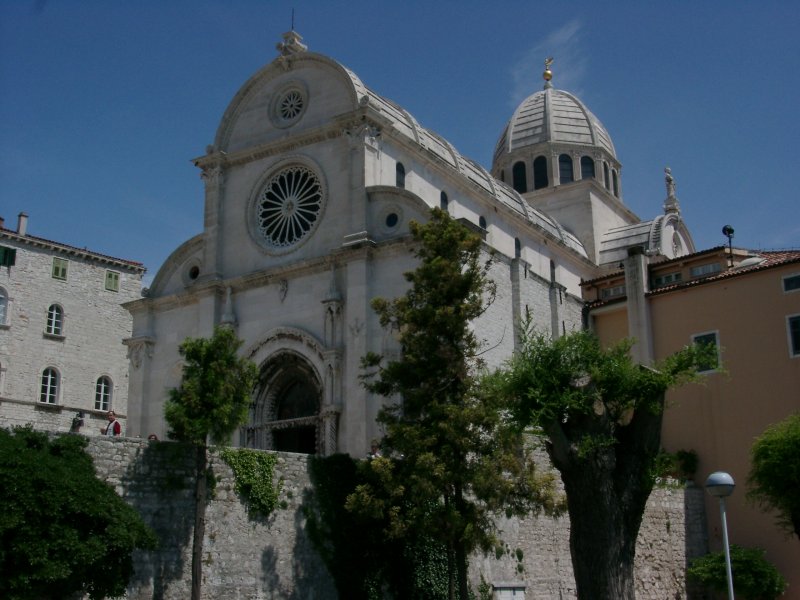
245, 352, 322, 454
241, 327, 340, 455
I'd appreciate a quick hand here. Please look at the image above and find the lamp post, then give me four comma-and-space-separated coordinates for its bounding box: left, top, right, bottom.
705, 471, 735, 600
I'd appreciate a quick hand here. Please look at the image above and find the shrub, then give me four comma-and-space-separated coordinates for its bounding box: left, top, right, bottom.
0, 427, 157, 600
687, 545, 786, 600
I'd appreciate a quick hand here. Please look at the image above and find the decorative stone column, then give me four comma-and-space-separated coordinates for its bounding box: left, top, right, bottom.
122, 335, 155, 437
624, 247, 654, 365
199, 160, 225, 281
551, 150, 561, 186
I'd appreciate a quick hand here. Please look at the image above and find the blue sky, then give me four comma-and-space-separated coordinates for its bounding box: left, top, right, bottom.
2, 1, 798, 284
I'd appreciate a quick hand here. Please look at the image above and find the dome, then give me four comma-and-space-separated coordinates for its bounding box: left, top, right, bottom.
493, 87, 616, 166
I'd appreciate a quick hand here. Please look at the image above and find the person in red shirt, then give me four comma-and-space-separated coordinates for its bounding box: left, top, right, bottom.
101, 410, 121, 437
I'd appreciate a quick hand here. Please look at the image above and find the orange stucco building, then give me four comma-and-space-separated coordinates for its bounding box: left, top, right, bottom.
583, 245, 800, 596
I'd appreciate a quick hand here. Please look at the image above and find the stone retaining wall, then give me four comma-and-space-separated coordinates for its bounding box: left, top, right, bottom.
84, 436, 704, 599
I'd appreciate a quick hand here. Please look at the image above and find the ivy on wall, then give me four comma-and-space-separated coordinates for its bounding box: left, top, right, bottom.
219, 448, 282, 518
304, 454, 451, 599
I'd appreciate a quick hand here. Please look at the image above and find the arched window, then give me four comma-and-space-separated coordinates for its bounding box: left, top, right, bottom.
440, 191, 449, 212
40, 367, 59, 404
533, 156, 549, 190
46, 304, 63, 336
0, 288, 7, 325
514, 238, 522, 259
512, 161, 527, 193
580, 156, 595, 179
612, 170, 619, 197
558, 154, 574, 184
95, 376, 112, 411
396, 162, 406, 188
603, 162, 610, 190
479, 216, 487, 230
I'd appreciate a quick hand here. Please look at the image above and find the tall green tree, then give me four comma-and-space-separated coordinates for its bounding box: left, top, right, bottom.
350, 208, 562, 600
164, 325, 258, 600
747, 412, 800, 540
0, 427, 157, 600
488, 329, 710, 600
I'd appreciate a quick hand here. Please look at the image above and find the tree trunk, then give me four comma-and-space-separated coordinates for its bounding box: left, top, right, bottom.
445, 493, 455, 600
454, 485, 469, 600
191, 445, 208, 600
545, 395, 665, 600
561, 460, 638, 599
447, 540, 455, 600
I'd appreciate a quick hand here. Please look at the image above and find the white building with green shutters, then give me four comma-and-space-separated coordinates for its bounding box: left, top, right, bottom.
0, 212, 144, 434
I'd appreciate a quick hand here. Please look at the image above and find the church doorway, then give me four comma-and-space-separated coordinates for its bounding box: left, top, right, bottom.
244, 352, 322, 454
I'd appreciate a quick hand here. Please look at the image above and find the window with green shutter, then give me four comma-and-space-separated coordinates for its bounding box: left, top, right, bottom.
0, 246, 16, 267
52, 257, 68, 280
105, 270, 120, 292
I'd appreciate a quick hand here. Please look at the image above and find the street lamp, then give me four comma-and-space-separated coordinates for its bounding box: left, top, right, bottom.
705, 471, 735, 600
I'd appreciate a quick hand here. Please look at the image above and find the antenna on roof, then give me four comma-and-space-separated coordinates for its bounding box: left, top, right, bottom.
722, 225, 735, 268
291, 8, 295, 31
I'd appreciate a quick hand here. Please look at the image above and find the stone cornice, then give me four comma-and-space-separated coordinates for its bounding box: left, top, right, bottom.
193, 113, 371, 172
0, 230, 146, 273
127, 240, 407, 313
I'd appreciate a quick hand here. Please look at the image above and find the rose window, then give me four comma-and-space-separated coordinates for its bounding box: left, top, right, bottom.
256, 166, 323, 248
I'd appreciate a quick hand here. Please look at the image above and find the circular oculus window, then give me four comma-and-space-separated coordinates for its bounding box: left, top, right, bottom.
255, 165, 323, 250
271, 83, 308, 128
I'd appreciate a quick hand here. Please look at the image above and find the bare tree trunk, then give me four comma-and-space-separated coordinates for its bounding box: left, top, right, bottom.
191, 445, 208, 600
545, 394, 665, 600
561, 457, 638, 599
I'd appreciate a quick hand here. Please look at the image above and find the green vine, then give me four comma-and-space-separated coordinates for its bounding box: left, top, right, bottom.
219, 448, 282, 518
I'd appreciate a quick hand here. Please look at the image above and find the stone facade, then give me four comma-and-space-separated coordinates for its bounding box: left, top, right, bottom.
0, 213, 144, 434
124, 33, 638, 457
85, 436, 700, 600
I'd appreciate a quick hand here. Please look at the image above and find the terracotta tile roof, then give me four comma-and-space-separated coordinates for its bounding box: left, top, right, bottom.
583, 248, 800, 308
647, 249, 800, 296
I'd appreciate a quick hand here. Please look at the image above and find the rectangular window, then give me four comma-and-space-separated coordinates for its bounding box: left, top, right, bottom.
692, 331, 720, 372
690, 263, 721, 278
783, 274, 800, 293
52, 257, 68, 280
788, 315, 800, 357
601, 284, 626, 299
105, 270, 120, 292
653, 271, 683, 288
0, 246, 16, 267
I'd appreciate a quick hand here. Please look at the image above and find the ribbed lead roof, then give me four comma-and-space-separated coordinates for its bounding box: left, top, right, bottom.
493, 88, 616, 164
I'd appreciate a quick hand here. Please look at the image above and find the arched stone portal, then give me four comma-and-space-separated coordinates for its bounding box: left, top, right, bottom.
244, 352, 322, 454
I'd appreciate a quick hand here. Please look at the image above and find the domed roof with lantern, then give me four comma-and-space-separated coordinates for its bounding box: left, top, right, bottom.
493, 59, 617, 168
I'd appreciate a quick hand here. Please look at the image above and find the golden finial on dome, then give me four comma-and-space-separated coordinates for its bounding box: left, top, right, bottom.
543, 57, 554, 82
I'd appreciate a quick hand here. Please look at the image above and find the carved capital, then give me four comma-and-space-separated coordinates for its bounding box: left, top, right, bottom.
200, 165, 224, 186
124, 337, 155, 370
345, 123, 381, 151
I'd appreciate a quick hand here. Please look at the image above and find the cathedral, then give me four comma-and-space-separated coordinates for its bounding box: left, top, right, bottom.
123, 31, 693, 456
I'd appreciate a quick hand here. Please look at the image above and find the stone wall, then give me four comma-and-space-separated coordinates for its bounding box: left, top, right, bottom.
86, 437, 702, 599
